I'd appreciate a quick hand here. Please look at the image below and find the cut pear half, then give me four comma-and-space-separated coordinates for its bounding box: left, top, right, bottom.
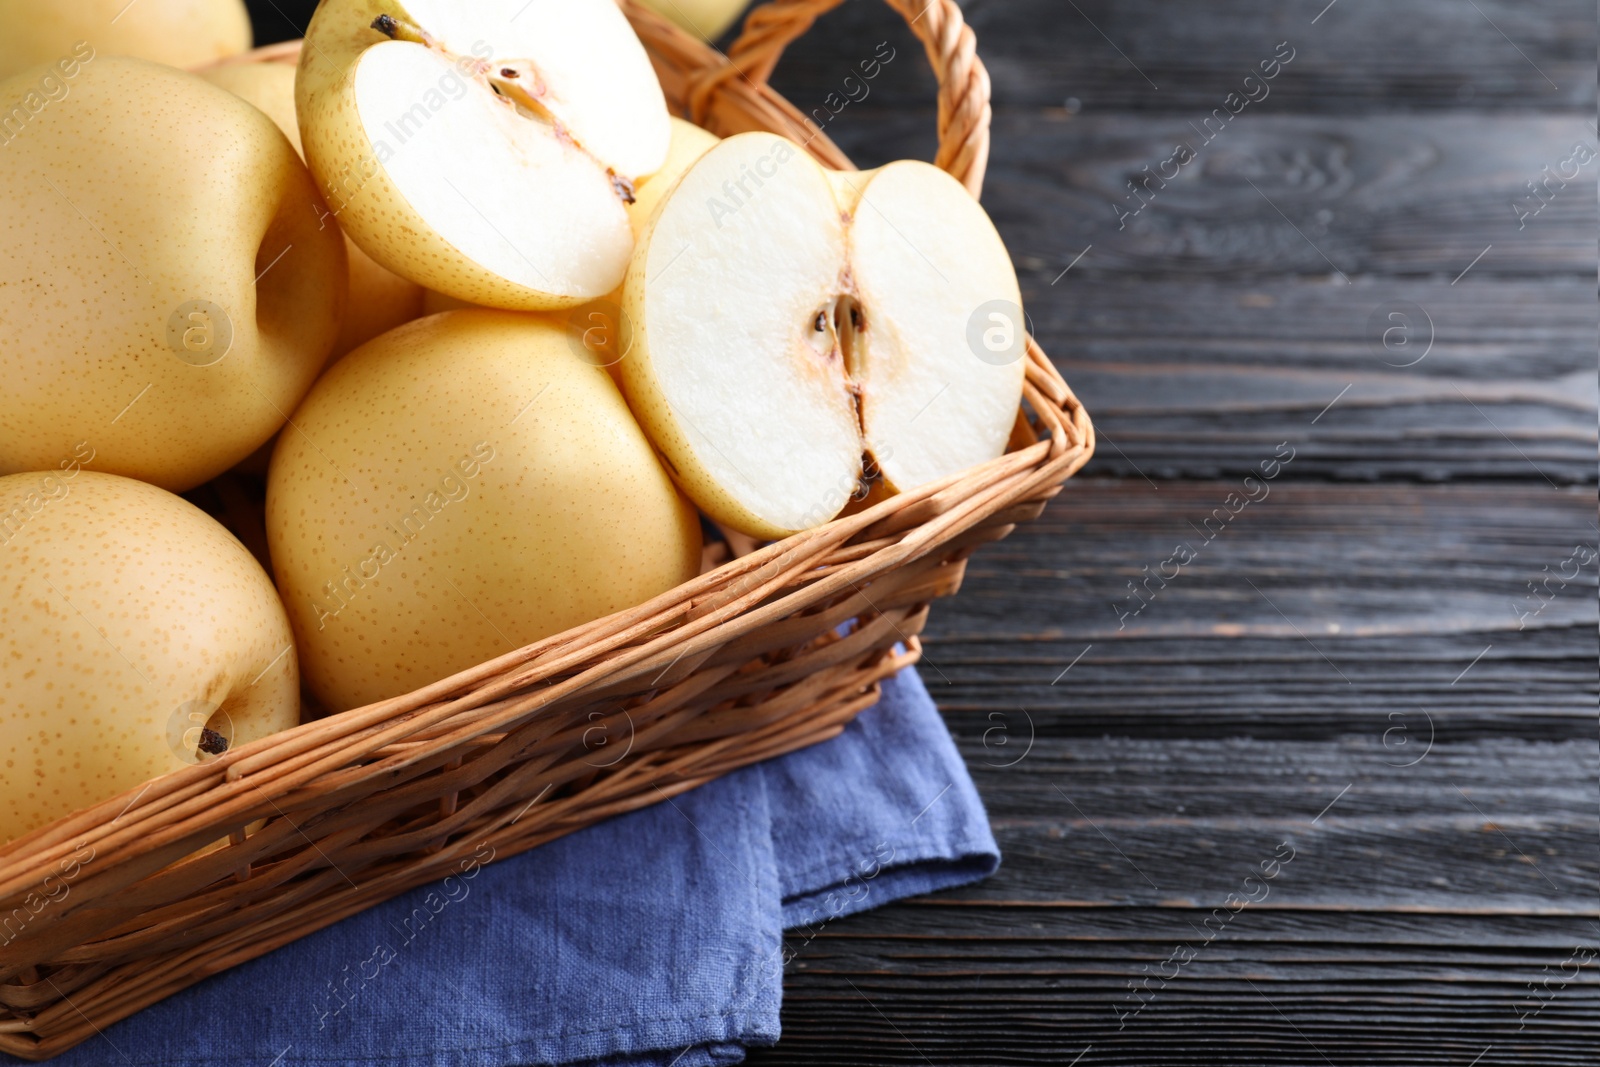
621, 133, 1027, 540
839, 162, 1028, 494
298, 0, 670, 310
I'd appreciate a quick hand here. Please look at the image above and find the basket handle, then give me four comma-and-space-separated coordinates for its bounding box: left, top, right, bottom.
719, 0, 992, 198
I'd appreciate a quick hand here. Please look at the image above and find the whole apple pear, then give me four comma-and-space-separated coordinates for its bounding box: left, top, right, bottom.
199, 61, 425, 362
0, 0, 251, 82
0, 471, 300, 845
0, 57, 347, 492
266, 309, 702, 712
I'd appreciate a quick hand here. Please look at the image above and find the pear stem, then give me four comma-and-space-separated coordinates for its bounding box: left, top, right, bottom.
610, 172, 637, 204
370, 13, 434, 47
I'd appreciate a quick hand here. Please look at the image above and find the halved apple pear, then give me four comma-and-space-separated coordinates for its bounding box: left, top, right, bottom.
835, 162, 1029, 495
620, 133, 1027, 539
297, 0, 670, 310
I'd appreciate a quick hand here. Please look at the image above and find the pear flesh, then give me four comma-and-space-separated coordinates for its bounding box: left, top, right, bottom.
622, 133, 1027, 539
299, 0, 671, 310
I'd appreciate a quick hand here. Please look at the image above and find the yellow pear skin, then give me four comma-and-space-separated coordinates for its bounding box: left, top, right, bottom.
266, 309, 702, 712
0, 471, 299, 845
199, 61, 426, 362
636, 0, 750, 41
0, 57, 347, 492
0, 0, 251, 82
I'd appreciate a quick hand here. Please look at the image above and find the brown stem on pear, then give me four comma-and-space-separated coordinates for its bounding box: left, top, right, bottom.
370, 13, 436, 47
610, 171, 637, 205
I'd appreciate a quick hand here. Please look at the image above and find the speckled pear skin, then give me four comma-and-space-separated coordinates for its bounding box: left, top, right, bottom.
197, 63, 304, 153
198, 62, 425, 363
0, 0, 251, 82
265, 309, 702, 713
0, 472, 300, 846
0, 57, 348, 493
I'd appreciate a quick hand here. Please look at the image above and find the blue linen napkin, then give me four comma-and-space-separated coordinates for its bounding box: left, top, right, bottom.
14, 667, 997, 1067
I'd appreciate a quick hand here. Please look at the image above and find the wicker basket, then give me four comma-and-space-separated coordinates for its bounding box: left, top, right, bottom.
0, 0, 1092, 1058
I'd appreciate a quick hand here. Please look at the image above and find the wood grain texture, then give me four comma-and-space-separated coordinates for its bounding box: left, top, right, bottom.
752, 481, 1596, 1064
764, 0, 1598, 112
1035, 278, 1598, 483
929, 480, 1598, 641
748, 738, 1599, 1064
962, 737, 1598, 909
929, 626, 1599, 740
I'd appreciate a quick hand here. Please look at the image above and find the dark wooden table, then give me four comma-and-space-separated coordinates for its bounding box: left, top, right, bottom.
748, 1, 1600, 1063
252, 2, 1600, 1062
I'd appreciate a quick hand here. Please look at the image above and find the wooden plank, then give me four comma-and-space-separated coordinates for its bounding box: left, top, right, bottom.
809, 904, 1600, 949
766, 0, 1597, 113
759, 902, 1600, 1063
767, 478, 1597, 1062
927, 627, 1598, 741
984, 112, 1597, 281
947, 738, 1598, 911
757, 905, 1600, 1065
753, 985, 1600, 1065
1035, 277, 1597, 483
922, 482, 1598, 737
933, 481, 1600, 638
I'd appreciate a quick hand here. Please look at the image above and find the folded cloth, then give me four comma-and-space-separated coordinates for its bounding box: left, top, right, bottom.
15, 667, 997, 1067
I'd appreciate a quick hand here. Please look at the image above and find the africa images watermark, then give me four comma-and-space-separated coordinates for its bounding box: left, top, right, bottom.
0, 840, 96, 948
1112, 441, 1297, 629
311, 841, 496, 1030
308, 442, 497, 631
1116, 40, 1296, 230
802, 41, 896, 142
0, 41, 96, 147
0, 441, 98, 546
1511, 136, 1596, 230
1512, 540, 1596, 630
1514, 941, 1597, 1030
707, 41, 896, 228
311, 38, 492, 230
1114, 839, 1298, 1029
